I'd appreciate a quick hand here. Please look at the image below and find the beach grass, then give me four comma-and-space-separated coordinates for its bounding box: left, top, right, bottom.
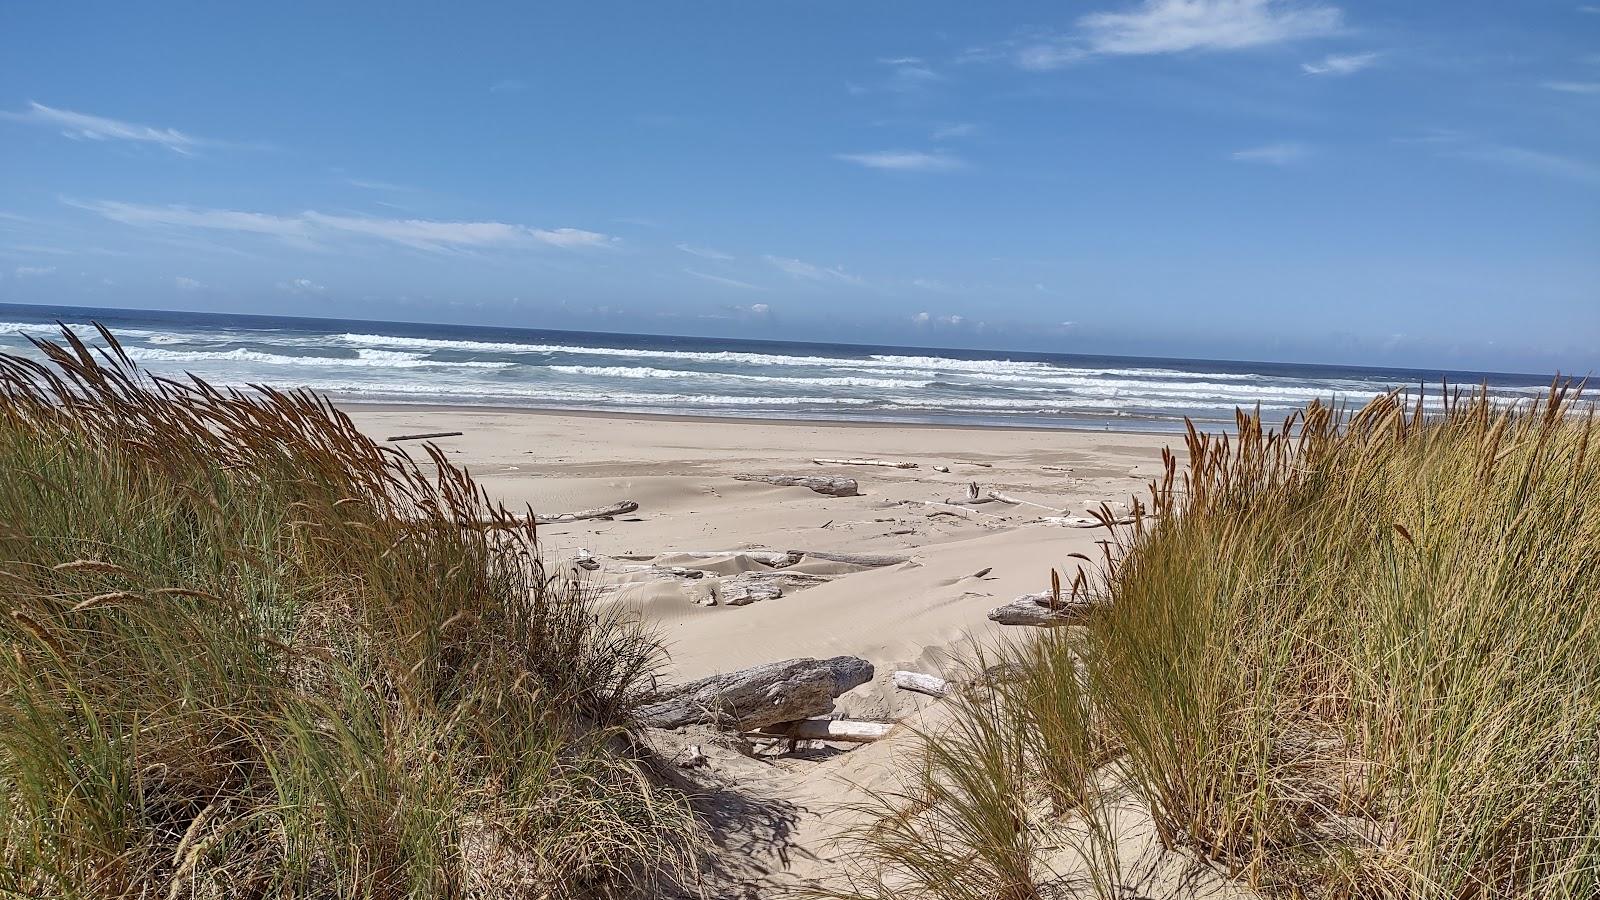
830, 386, 1600, 898
0, 328, 694, 898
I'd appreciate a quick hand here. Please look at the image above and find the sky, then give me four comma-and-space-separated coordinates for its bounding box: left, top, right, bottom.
1, 0, 1596, 374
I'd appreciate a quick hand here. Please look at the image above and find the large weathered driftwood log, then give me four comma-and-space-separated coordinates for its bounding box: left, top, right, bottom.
718, 573, 784, 606
733, 474, 860, 496
754, 718, 895, 743
893, 670, 951, 698
987, 591, 1103, 627
812, 457, 919, 469
639, 656, 875, 729
533, 501, 639, 525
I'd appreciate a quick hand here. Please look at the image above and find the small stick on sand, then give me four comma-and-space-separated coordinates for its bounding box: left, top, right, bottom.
812, 457, 918, 470
617, 549, 804, 568
893, 671, 951, 698
385, 431, 463, 442
1040, 464, 1073, 472
985, 490, 1061, 513
754, 718, 895, 743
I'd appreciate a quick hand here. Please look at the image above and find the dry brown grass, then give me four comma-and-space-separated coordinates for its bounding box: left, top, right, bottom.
831, 385, 1600, 899
0, 326, 695, 898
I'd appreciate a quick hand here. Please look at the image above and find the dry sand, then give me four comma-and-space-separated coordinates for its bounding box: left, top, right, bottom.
344, 405, 1247, 898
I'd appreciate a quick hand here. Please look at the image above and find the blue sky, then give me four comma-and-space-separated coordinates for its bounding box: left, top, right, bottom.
1, 1, 1596, 373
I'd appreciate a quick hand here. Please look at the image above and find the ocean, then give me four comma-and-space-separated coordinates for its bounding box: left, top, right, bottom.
0, 303, 1562, 432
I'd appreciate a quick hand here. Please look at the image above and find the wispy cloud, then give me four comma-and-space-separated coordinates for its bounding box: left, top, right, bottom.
277, 278, 325, 294
987, 0, 1344, 71
931, 122, 979, 140
1541, 80, 1600, 94
684, 268, 766, 291
1231, 141, 1310, 165
70, 200, 615, 252
347, 178, 414, 192
676, 242, 734, 261
174, 276, 203, 290
880, 57, 943, 93
763, 255, 863, 284
14, 265, 55, 277
1302, 51, 1379, 75
1, 102, 207, 155
1454, 145, 1600, 186
834, 150, 966, 172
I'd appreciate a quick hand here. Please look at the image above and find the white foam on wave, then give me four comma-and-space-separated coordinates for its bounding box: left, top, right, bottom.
546, 364, 932, 389
124, 346, 515, 369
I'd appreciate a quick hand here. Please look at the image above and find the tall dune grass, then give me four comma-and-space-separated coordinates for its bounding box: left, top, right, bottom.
832, 386, 1600, 899
0, 327, 693, 898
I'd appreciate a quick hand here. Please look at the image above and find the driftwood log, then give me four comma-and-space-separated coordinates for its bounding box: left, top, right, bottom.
615, 564, 705, 579
988, 592, 1103, 627
733, 475, 860, 497
639, 656, 875, 730
385, 431, 463, 442
893, 670, 951, 698
1037, 515, 1137, 528
620, 549, 804, 568
754, 719, 895, 743
533, 501, 639, 525
812, 457, 918, 470
799, 549, 912, 567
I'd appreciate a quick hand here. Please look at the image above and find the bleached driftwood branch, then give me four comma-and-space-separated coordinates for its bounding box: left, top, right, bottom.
639, 656, 875, 730
532, 501, 639, 524
615, 564, 706, 579
987, 591, 1103, 627
984, 490, 1061, 513
1036, 515, 1137, 528
893, 670, 951, 698
617, 549, 804, 568
385, 430, 463, 442
754, 719, 895, 743
812, 457, 918, 470
733, 474, 860, 496
800, 549, 911, 567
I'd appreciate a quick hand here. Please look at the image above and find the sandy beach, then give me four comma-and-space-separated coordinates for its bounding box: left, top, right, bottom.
344, 405, 1172, 682
342, 404, 1230, 896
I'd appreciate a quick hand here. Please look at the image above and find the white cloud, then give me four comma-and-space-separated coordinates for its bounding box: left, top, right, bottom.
1231, 141, 1310, 165
70, 200, 614, 253
676, 242, 735, 261
1302, 51, 1379, 75
277, 278, 325, 294
763, 255, 863, 284
1542, 81, 1600, 94
835, 150, 966, 172
174, 276, 203, 290
529, 227, 614, 248
1081, 0, 1343, 55
931, 122, 979, 141
347, 178, 412, 192
1, 102, 204, 155
912, 311, 932, 324
15, 265, 55, 277
737, 302, 772, 318
684, 268, 767, 291
998, 0, 1343, 70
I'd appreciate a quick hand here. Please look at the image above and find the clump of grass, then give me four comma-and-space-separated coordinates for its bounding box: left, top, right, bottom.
833, 385, 1600, 899
0, 327, 694, 898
